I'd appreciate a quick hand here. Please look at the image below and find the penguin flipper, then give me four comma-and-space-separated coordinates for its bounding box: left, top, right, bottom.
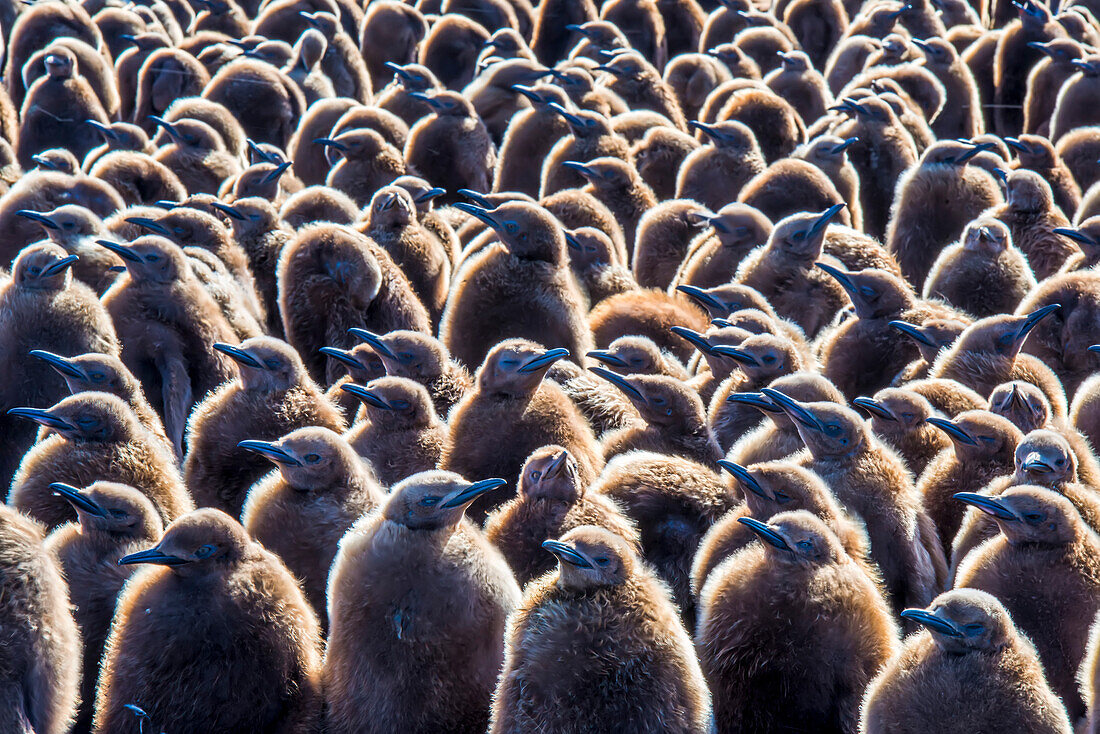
155, 347, 192, 460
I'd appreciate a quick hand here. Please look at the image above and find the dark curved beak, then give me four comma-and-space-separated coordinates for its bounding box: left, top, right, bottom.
340, 383, 392, 410
925, 417, 977, 446
737, 517, 791, 551
441, 477, 508, 509
261, 161, 291, 184
1014, 304, 1060, 343
760, 388, 821, 430
50, 482, 108, 518
675, 285, 727, 314
213, 342, 263, 369
149, 115, 186, 145
1003, 137, 1028, 154
385, 61, 413, 81
709, 345, 759, 366
511, 84, 543, 104
1020, 452, 1053, 474
518, 348, 570, 373
726, 391, 781, 412
29, 350, 87, 379
563, 230, 582, 251
1053, 227, 1096, 247
1089, 345, 1100, 357
814, 261, 856, 296
124, 217, 172, 236
42, 255, 78, 277
246, 138, 279, 164
456, 189, 494, 208
547, 102, 585, 128
15, 209, 59, 229
900, 608, 962, 636
451, 202, 500, 231
544, 450, 570, 478
587, 349, 627, 368
589, 366, 646, 403
560, 160, 595, 178
414, 187, 446, 204
347, 327, 396, 359
853, 397, 896, 421
542, 539, 593, 568
407, 91, 445, 109
312, 137, 347, 151
210, 202, 246, 221
237, 439, 302, 465
669, 326, 714, 355
810, 204, 845, 236
319, 346, 364, 369
95, 240, 143, 263
888, 320, 935, 347
717, 459, 766, 497
830, 136, 858, 153
118, 547, 191, 567
86, 119, 118, 140
953, 492, 1018, 521
7, 407, 73, 430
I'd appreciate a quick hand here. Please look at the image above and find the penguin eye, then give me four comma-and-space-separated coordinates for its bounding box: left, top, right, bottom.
263, 359, 281, 369
420, 495, 441, 507
530, 469, 542, 481
76, 417, 98, 428
499, 358, 518, 367
594, 557, 610, 566
195, 544, 217, 559
998, 332, 1014, 345
585, 245, 597, 253
1024, 512, 1044, 524
89, 372, 105, 383
109, 509, 128, 519
398, 352, 415, 363
796, 540, 814, 552
859, 286, 877, 298
391, 400, 410, 410
145, 254, 161, 263
61, 221, 75, 230
1055, 458, 1066, 467
824, 424, 842, 436
27, 266, 41, 276
901, 412, 914, 421
651, 397, 665, 406
303, 453, 321, 463
963, 623, 984, 636
629, 357, 643, 365
772, 491, 791, 504
762, 354, 776, 364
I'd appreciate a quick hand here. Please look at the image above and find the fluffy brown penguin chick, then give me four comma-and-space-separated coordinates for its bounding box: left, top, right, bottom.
888, 318, 969, 384
562, 156, 657, 247
94, 509, 324, 733
150, 116, 241, 196
924, 216, 1037, 318
990, 168, 1081, 280
8, 392, 192, 531
588, 335, 690, 380
0, 503, 80, 734
919, 410, 1023, 557
861, 588, 1073, 734
490, 525, 712, 733
676, 119, 766, 210
442, 340, 603, 521
98, 235, 239, 455
405, 90, 496, 201
240, 426, 385, 623
955, 486, 1100, 723
855, 387, 950, 478
350, 328, 472, 419
440, 201, 593, 368
325, 471, 521, 734
183, 337, 345, 517
277, 223, 430, 385
698, 510, 899, 734
314, 128, 407, 207
593, 369, 723, 467
763, 388, 947, 619
44, 481, 163, 734
671, 203, 772, 291
691, 460, 872, 595
343, 376, 447, 485
319, 344, 385, 420
484, 445, 640, 585
15, 204, 124, 294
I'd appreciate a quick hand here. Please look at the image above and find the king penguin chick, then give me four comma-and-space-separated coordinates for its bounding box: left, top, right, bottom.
8, 392, 193, 531
490, 525, 712, 734
44, 481, 163, 734
442, 340, 603, 521
675, 119, 766, 210
0, 503, 80, 734
989, 168, 1080, 280
440, 201, 593, 368
94, 509, 323, 733
697, 510, 899, 734
484, 445, 640, 585
183, 337, 346, 517
860, 588, 1073, 734
855, 387, 950, 478
324, 471, 521, 734
0, 243, 118, 490
15, 205, 124, 294
955, 486, 1100, 722
924, 216, 1037, 317
563, 156, 657, 248
98, 236, 240, 455
239, 426, 385, 623
405, 90, 496, 201
672, 203, 771, 290
343, 376, 447, 484
315, 128, 408, 207
763, 388, 947, 619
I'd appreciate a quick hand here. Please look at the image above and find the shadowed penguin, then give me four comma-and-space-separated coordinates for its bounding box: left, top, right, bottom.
855, 388, 951, 478
351, 328, 473, 419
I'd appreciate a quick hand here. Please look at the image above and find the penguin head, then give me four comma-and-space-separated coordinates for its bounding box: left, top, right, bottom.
214, 197, 277, 237
21, 205, 104, 249
712, 333, 801, 382
707, 203, 772, 249
411, 90, 475, 118
11, 243, 77, 290
342, 376, 436, 429
547, 103, 611, 138
912, 37, 955, 67
902, 589, 1013, 653
957, 486, 1082, 548
854, 388, 934, 433
31, 351, 139, 401
1004, 134, 1055, 170
563, 226, 615, 271
712, 308, 778, 336
351, 329, 449, 381
385, 63, 438, 92
747, 373, 844, 430
769, 207, 842, 263
153, 117, 224, 152
518, 446, 583, 509
591, 371, 705, 429
676, 283, 774, 319
989, 381, 1049, 433
815, 264, 916, 320
384, 471, 507, 530
777, 50, 811, 73
30, 148, 79, 173
951, 306, 1061, 360
672, 324, 750, 379
239, 426, 366, 492
368, 186, 417, 230
126, 208, 227, 252
478, 339, 569, 397
216, 337, 307, 392
9, 392, 138, 444
887, 317, 966, 364
1005, 169, 1054, 214
1027, 38, 1082, 64
763, 391, 868, 458
595, 50, 650, 83
510, 82, 568, 111
561, 157, 636, 193
320, 343, 385, 384
587, 336, 668, 376
1014, 429, 1076, 487
926, 410, 1022, 462
51, 481, 162, 541
119, 509, 254, 576
292, 28, 327, 71
43, 46, 76, 80
543, 525, 635, 589
737, 511, 845, 567
720, 461, 834, 520
392, 175, 446, 214
961, 217, 1011, 256
455, 201, 566, 262
87, 121, 150, 152
798, 135, 858, 169
233, 162, 291, 201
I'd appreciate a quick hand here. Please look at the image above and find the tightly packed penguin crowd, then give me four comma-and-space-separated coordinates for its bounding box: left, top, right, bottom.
2, 0, 1100, 729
